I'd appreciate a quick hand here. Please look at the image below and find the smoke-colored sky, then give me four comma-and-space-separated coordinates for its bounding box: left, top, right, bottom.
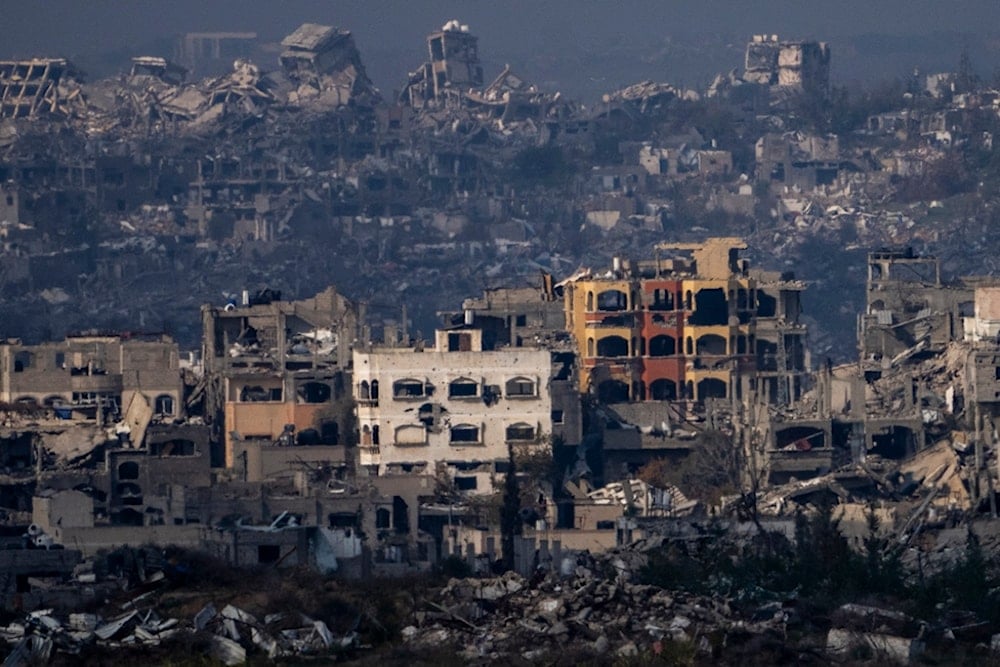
4, 1, 1000, 98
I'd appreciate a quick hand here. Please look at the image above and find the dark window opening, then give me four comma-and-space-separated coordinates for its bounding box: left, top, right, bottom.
448, 332, 472, 351
257, 545, 281, 564
596, 336, 628, 357
455, 476, 478, 491
648, 335, 675, 357
649, 379, 677, 401
506, 423, 535, 441
597, 290, 628, 312
450, 425, 480, 443
598, 380, 629, 403
297, 382, 331, 404
449, 379, 478, 398
689, 288, 728, 326
118, 461, 139, 480
393, 379, 425, 398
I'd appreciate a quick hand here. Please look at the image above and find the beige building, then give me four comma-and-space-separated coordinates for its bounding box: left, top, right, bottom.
201, 287, 360, 467
0, 334, 182, 422
353, 326, 552, 493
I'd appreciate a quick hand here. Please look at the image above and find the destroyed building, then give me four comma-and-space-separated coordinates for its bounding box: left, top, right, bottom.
860, 248, 973, 379
0, 333, 183, 423
561, 237, 809, 405
402, 20, 484, 108
201, 287, 360, 468
0, 59, 85, 119
743, 34, 831, 93
279, 23, 379, 108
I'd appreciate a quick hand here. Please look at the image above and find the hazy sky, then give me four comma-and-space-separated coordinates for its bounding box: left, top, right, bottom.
4, 1, 1000, 97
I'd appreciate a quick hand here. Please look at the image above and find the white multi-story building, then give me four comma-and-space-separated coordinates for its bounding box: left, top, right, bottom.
353, 327, 552, 493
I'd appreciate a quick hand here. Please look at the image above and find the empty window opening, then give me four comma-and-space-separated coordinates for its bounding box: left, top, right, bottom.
650, 289, 674, 311
597, 290, 628, 312
450, 424, 480, 443
597, 336, 628, 357
297, 382, 331, 404
393, 379, 425, 398
649, 379, 677, 401
506, 423, 536, 441
696, 334, 727, 356
116, 482, 143, 506
13, 351, 32, 373
689, 289, 728, 326
151, 439, 195, 456
648, 335, 676, 357
505, 377, 535, 397
449, 378, 478, 398
597, 380, 629, 403
257, 545, 281, 564
118, 461, 139, 480
697, 378, 727, 399
154, 394, 175, 415
454, 476, 478, 491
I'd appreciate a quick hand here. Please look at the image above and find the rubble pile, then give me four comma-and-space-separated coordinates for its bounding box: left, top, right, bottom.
403, 552, 792, 662
0, 598, 360, 665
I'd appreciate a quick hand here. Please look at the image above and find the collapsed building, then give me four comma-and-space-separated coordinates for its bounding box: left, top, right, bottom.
401, 20, 483, 108
743, 34, 830, 93
200, 287, 360, 469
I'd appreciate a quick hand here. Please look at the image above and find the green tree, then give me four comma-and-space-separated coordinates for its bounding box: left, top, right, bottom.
500, 443, 521, 571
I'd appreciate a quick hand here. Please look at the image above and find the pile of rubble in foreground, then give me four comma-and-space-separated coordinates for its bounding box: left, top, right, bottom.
1, 600, 358, 666
402, 547, 1000, 665
403, 552, 795, 663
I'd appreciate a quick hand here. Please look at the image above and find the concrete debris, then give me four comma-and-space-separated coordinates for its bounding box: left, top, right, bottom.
0, 598, 360, 663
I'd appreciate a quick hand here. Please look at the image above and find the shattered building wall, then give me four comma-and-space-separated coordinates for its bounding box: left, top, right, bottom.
0, 59, 84, 119
402, 20, 483, 107
0, 334, 182, 423
353, 326, 553, 493
562, 238, 808, 405
201, 287, 360, 467
743, 35, 830, 93
860, 248, 972, 378
279, 23, 379, 108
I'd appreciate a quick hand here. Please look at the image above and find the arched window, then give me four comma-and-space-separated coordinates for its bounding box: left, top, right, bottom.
587, 337, 595, 357
393, 378, 425, 398
586, 291, 594, 311
505, 423, 536, 441
361, 425, 372, 445
448, 378, 478, 399
450, 424, 480, 443
360, 381, 371, 399
118, 461, 139, 480
696, 334, 727, 356
596, 336, 628, 357
154, 394, 175, 415
649, 379, 677, 401
649, 335, 675, 357
505, 377, 536, 397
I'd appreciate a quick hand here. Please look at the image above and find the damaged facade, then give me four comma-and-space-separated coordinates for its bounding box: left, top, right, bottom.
353, 324, 554, 492
562, 237, 808, 405
200, 286, 359, 468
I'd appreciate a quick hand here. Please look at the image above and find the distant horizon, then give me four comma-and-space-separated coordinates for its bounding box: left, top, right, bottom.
3, 2, 1000, 102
